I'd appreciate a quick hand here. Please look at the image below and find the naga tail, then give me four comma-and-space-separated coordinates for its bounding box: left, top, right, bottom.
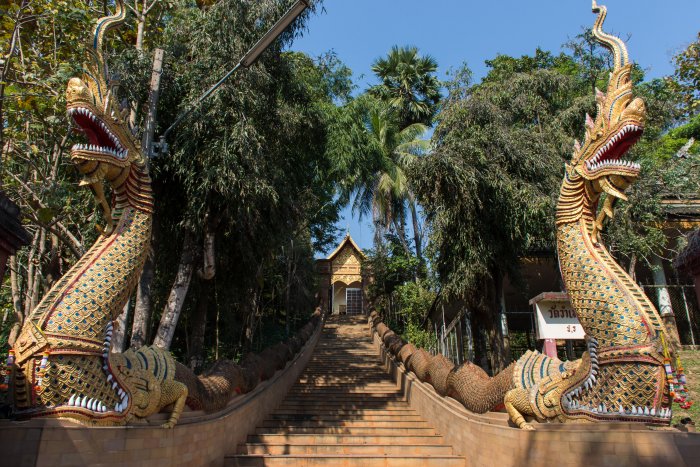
176, 308, 323, 412
446, 362, 515, 413
175, 360, 246, 412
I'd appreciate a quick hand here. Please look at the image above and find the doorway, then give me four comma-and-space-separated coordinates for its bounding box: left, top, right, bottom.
346, 288, 362, 315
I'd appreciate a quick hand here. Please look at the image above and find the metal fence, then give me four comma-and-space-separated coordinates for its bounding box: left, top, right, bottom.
641, 284, 699, 346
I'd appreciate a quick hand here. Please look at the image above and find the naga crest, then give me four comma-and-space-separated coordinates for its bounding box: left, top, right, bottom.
66, 0, 151, 232
567, 1, 646, 237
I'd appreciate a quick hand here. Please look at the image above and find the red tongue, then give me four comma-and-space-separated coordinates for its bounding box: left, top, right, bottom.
72, 113, 115, 149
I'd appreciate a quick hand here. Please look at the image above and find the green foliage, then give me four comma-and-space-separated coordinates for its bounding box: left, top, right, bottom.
413, 55, 587, 300
363, 233, 419, 301
670, 32, 700, 117
1, 0, 103, 343
402, 321, 437, 350
363, 234, 435, 346
369, 45, 441, 128
394, 280, 435, 324
139, 0, 346, 356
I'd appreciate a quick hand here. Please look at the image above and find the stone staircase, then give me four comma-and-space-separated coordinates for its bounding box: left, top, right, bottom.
225, 314, 466, 466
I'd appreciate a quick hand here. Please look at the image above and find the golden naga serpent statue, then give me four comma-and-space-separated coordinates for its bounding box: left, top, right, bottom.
5, 1, 256, 428
500, 1, 669, 429
378, 2, 688, 430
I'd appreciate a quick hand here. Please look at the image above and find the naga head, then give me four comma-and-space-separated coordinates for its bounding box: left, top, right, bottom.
568, 2, 646, 207
66, 0, 150, 232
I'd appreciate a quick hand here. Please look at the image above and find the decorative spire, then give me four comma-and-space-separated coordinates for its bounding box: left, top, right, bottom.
85, 0, 127, 100
591, 1, 629, 70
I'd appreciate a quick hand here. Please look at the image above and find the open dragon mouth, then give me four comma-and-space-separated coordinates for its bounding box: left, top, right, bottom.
69, 107, 128, 160
60, 322, 130, 415
561, 338, 671, 423
584, 124, 643, 173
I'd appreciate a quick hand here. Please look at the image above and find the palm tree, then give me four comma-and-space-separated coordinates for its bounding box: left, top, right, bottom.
369, 45, 441, 129
347, 98, 428, 262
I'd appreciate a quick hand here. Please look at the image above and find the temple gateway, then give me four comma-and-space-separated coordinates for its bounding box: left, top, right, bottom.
316, 234, 368, 315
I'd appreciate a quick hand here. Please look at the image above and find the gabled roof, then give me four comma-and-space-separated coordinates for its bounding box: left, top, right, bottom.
326, 234, 365, 261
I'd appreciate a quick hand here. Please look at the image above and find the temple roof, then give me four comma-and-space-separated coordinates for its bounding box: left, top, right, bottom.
326, 234, 365, 261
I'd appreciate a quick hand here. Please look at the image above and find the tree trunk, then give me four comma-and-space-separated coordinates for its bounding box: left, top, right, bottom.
0, 1, 28, 166
408, 200, 424, 276
128, 47, 164, 347
111, 298, 131, 353
188, 279, 210, 372
243, 288, 261, 352
153, 232, 197, 349
198, 210, 220, 280
628, 253, 637, 281
8, 255, 24, 347
284, 239, 297, 336
130, 251, 154, 348
489, 273, 511, 372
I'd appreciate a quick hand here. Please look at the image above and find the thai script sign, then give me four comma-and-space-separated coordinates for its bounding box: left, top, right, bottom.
530, 292, 585, 340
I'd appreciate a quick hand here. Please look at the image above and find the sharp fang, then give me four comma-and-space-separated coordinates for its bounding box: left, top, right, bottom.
68, 394, 76, 406
80, 396, 88, 409
107, 374, 113, 383
619, 404, 624, 415
644, 407, 650, 416
650, 408, 656, 416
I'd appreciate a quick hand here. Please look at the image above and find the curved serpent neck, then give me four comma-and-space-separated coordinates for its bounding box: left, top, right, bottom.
555, 172, 666, 352
23, 204, 151, 357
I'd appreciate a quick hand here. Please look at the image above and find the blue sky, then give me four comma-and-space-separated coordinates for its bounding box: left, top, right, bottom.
291, 0, 700, 254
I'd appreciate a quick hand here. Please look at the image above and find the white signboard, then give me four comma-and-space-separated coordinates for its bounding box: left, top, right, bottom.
533, 298, 585, 340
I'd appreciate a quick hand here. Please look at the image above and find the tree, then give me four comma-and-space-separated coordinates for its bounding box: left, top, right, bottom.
368, 46, 440, 267
136, 0, 346, 354
670, 32, 700, 118
1, 1, 102, 347
411, 54, 590, 372
369, 46, 441, 129
332, 95, 428, 257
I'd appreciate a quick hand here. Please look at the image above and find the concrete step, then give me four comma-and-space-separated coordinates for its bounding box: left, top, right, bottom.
267, 413, 423, 422
223, 316, 466, 467
225, 454, 466, 467
288, 388, 403, 395
260, 419, 431, 429
272, 408, 417, 416
254, 426, 436, 435
246, 433, 446, 445
277, 400, 410, 408
293, 379, 395, 384
292, 382, 397, 388
284, 395, 405, 403
240, 443, 455, 455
